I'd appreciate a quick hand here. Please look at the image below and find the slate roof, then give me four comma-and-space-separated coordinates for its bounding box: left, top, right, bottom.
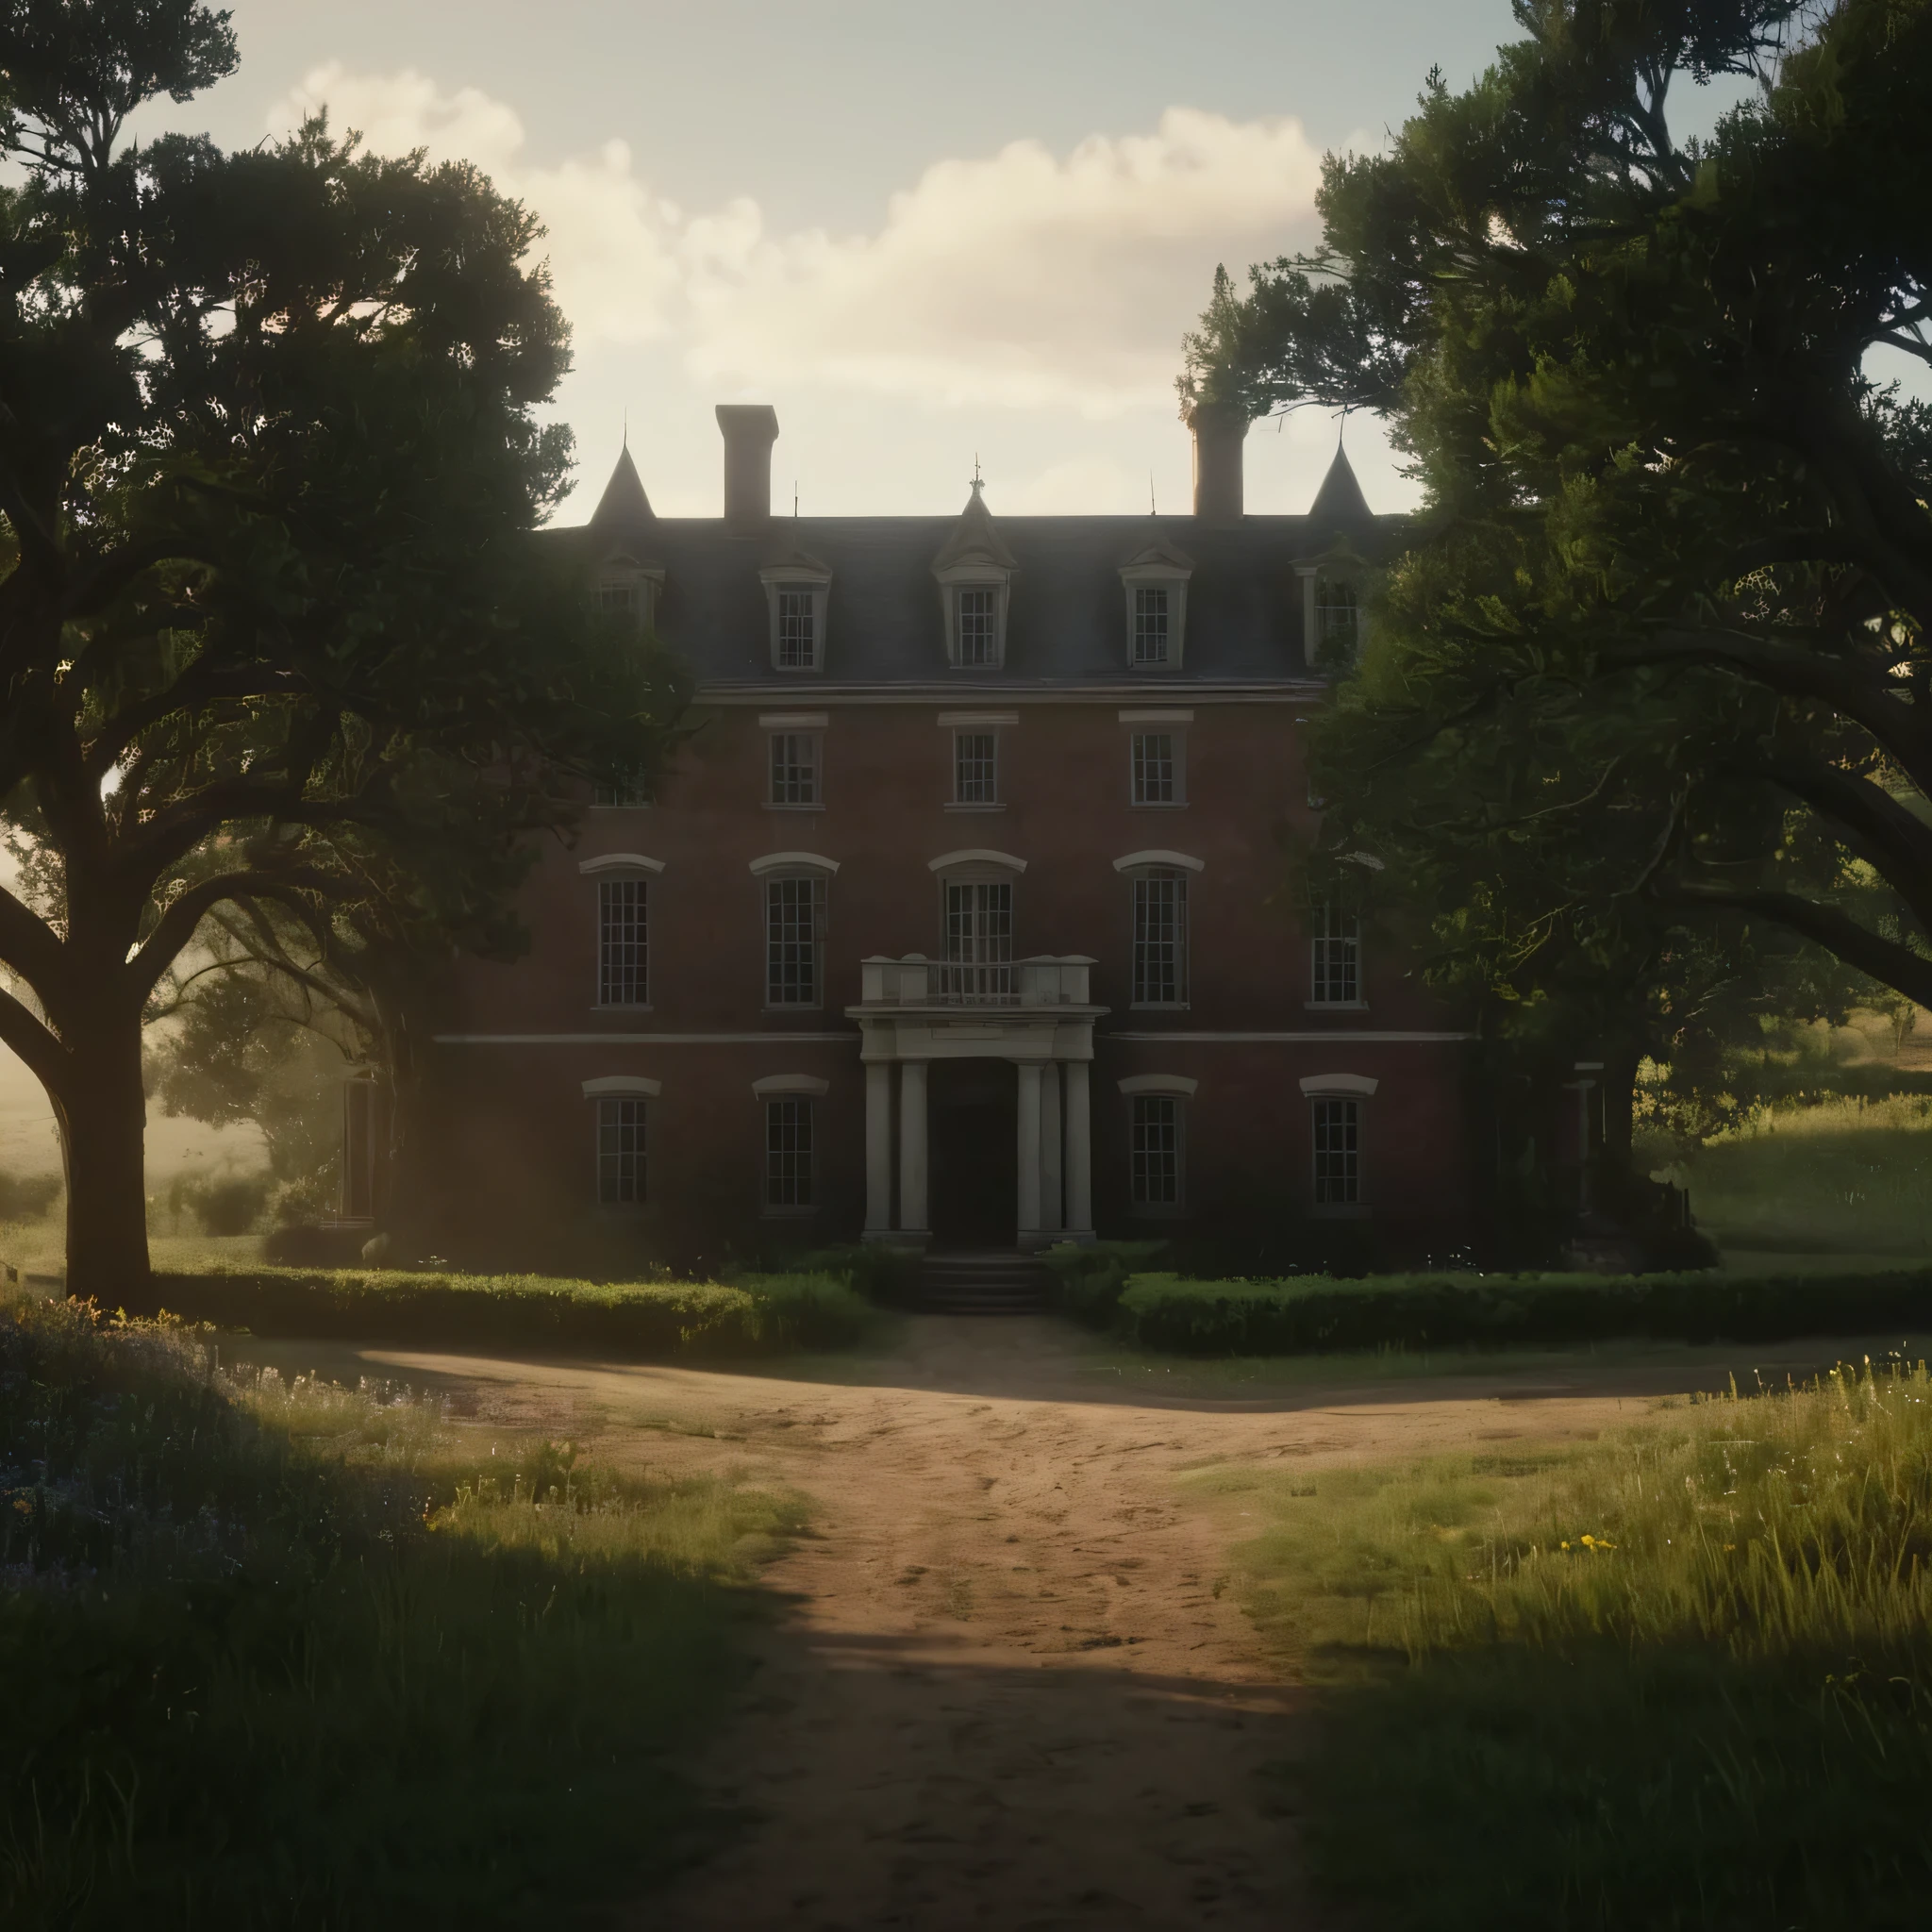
548, 446, 1398, 692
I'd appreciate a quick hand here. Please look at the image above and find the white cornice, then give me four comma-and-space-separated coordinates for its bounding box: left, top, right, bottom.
695, 681, 1329, 707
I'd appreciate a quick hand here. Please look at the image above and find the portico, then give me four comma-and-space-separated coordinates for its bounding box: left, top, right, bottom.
850, 955, 1105, 1248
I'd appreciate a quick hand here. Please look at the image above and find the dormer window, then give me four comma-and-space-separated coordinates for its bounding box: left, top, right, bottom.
933, 479, 1017, 672
759, 552, 832, 674
594, 557, 663, 633
1315, 579, 1359, 667
958, 588, 998, 666
1118, 539, 1192, 669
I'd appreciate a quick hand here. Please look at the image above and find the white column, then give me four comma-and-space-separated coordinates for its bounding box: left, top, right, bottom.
898, 1060, 929, 1236
1016, 1061, 1043, 1240
1040, 1062, 1063, 1233
863, 1060, 892, 1235
1063, 1058, 1093, 1238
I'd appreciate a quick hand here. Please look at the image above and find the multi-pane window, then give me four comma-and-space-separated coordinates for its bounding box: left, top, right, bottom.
1131, 870, 1189, 1006
954, 731, 999, 804
598, 879, 648, 1006
1133, 586, 1171, 664
592, 769, 654, 808
1130, 1095, 1181, 1208
1312, 1098, 1361, 1206
1310, 905, 1360, 1005
765, 1099, 813, 1208
776, 589, 817, 669
1131, 731, 1181, 806
957, 587, 998, 666
595, 1098, 647, 1204
941, 879, 1014, 1001
1314, 579, 1358, 667
765, 875, 826, 1008
596, 577, 642, 622
768, 732, 821, 807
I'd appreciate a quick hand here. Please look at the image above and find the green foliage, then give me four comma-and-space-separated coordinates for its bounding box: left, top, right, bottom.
1216, 1360, 1932, 1927
0, 1169, 60, 1224
0, 1293, 794, 1926
794, 1241, 924, 1308
1040, 1240, 1170, 1325
164, 1168, 269, 1237
1114, 1265, 1932, 1355
129, 1263, 874, 1355
1186, 0, 1932, 1088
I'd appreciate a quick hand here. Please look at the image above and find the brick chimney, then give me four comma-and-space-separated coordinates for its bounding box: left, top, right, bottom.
1187, 400, 1247, 523
716, 403, 779, 529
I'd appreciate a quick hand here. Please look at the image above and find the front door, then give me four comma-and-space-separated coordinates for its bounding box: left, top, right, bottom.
928, 1058, 1018, 1247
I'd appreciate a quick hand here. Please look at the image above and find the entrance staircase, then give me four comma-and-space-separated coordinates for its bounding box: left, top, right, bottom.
920, 1249, 1052, 1316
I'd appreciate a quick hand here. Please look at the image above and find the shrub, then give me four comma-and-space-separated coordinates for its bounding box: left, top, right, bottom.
1041, 1240, 1169, 1325
796, 1242, 924, 1307
127, 1265, 870, 1357
0, 1169, 60, 1224
1115, 1265, 1932, 1355
168, 1170, 272, 1237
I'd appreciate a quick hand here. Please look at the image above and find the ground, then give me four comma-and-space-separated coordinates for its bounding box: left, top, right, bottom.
228, 1314, 1869, 1931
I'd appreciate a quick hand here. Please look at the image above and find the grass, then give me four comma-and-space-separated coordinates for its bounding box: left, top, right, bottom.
1200, 1359, 1932, 1929
1, 1291, 800, 1928
1686, 1093, 1932, 1260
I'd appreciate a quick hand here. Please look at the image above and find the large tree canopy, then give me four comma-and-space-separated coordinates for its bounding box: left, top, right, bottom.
0, 0, 686, 1296
1183, 0, 1932, 1073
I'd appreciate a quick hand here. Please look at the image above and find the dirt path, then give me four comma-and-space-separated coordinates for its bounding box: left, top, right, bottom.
260, 1318, 1818, 1930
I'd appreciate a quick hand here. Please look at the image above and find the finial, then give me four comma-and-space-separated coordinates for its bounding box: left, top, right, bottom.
794, 479, 799, 519
623, 407, 628, 451
1150, 472, 1157, 518
970, 453, 984, 499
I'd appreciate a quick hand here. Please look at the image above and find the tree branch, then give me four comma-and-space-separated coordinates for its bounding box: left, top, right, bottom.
127, 866, 339, 1001
1660, 884, 1932, 1008
0, 983, 67, 1099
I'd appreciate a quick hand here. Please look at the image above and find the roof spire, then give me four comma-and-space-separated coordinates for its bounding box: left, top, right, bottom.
590, 439, 654, 527
970, 453, 984, 500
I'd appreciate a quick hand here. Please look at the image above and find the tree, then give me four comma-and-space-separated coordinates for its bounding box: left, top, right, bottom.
1181, 0, 1932, 1121
0, 1, 686, 1298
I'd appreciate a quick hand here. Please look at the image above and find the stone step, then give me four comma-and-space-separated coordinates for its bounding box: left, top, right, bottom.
919, 1250, 1051, 1315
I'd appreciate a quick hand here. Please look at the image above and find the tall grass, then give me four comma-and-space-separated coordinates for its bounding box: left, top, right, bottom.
1, 1294, 797, 1928
1690, 1092, 1932, 1256
1208, 1361, 1932, 1928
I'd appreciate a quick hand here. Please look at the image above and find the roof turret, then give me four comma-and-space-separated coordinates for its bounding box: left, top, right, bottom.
933, 475, 1017, 574
589, 443, 655, 528
1307, 442, 1373, 526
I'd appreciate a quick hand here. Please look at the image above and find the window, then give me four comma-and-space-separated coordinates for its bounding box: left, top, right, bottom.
1310, 905, 1360, 1005
1133, 586, 1170, 665
954, 731, 999, 804
765, 874, 826, 1008
1130, 1094, 1181, 1208
1131, 731, 1182, 807
1312, 1097, 1360, 1206
592, 770, 654, 808
596, 1097, 647, 1204
1131, 870, 1189, 1006
598, 878, 648, 1006
595, 570, 657, 631
765, 1098, 813, 1208
941, 879, 1014, 1001
957, 587, 998, 667
776, 589, 817, 670
768, 732, 821, 807
1314, 579, 1358, 668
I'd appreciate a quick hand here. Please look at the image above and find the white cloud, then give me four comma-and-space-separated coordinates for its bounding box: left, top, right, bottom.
271, 72, 1323, 420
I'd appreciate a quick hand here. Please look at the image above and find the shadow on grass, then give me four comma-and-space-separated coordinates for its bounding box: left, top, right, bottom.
1, 1298, 798, 1929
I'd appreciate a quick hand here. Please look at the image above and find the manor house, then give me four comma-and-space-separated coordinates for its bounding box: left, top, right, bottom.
414, 406, 1476, 1268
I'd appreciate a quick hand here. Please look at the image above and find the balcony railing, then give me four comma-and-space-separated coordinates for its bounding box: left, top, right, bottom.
934, 961, 1017, 1005
858, 953, 1096, 1008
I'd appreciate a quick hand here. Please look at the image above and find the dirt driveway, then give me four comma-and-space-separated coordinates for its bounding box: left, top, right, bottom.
258, 1316, 1830, 1931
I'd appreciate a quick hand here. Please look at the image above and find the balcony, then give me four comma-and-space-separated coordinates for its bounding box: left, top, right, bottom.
858, 953, 1095, 1009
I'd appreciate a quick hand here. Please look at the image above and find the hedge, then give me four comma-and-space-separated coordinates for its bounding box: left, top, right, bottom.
1114, 1266, 1932, 1355
127, 1266, 872, 1357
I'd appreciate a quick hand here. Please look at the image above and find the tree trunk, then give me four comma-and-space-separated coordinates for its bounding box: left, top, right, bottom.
55, 1000, 153, 1304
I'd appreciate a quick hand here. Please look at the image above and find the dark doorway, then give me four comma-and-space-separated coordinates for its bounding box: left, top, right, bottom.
928, 1058, 1017, 1248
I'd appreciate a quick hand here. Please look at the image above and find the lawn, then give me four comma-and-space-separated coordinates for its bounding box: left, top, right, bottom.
1198, 1358, 1932, 1929
1, 1291, 800, 1928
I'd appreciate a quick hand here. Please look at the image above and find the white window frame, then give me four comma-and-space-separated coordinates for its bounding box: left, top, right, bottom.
579, 856, 663, 1011
767, 729, 824, 808
762, 871, 828, 1010
594, 558, 664, 634
1118, 559, 1191, 667
1307, 904, 1364, 1009
584, 1076, 660, 1208
1129, 729, 1186, 808
935, 566, 1011, 669
953, 729, 1000, 805
1301, 1074, 1377, 1218
1127, 867, 1191, 1008
759, 563, 833, 673
1297, 562, 1365, 672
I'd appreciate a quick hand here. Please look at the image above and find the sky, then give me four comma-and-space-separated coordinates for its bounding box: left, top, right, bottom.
119, 0, 1564, 524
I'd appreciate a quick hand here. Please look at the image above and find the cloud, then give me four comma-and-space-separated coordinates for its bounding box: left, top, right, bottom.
271, 72, 1324, 417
